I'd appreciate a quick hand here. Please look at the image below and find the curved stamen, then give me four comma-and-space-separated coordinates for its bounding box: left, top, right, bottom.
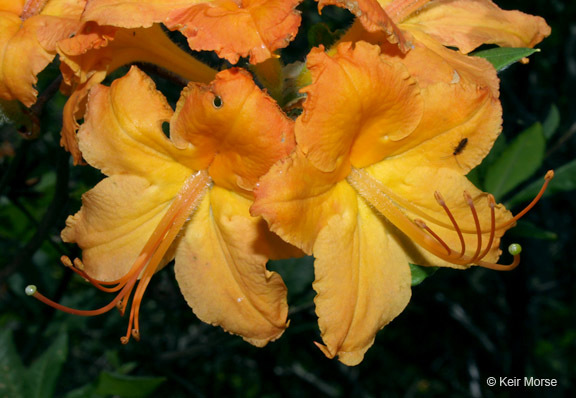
347, 167, 542, 271
463, 191, 482, 263
435, 191, 466, 257
26, 170, 211, 343
496, 170, 554, 230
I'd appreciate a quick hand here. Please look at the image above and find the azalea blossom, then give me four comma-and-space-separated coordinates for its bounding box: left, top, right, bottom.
82, 0, 303, 64
28, 66, 298, 346
251, 41, 552, 365
0, 0, 84, 106
57, 21, 218, 164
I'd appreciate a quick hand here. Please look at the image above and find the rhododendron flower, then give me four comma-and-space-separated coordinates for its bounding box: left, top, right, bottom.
58, 21, 218, 164
319, 0, 550, 54
0, 0, 84, 106
29, 66, 298, 346
82, 0, 303, 64
252, 41, 551, 365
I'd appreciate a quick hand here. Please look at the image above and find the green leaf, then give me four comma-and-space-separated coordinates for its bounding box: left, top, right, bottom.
0, 330, 27, 398
472, 47, 539, 72
484, 123, 545, 200
506, 159, 576, 208
509, 220, 557, 240
543, 105, 560, 140
410, 264, 438, 286
95, 372, 166, 398
26, 333, 69, 398
307, 23, 343, 48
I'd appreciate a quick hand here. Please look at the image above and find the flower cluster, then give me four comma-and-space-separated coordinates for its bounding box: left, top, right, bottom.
5, 0, 551, 365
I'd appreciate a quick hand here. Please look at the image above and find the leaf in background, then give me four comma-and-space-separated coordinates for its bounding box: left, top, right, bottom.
509, 220, 558, 240
543, 105, 560, 140
410, 264, 438, 286
506, 159, 576, 208
472, 47, 539, 72
484, 123, 545, 201
0, 330, 27, 398
307, 23, 343, 48
26, 333, 69, 398
95, 372, 166, 398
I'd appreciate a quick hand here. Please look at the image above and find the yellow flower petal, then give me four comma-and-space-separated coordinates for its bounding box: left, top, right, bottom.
297, 41, 423, 172
313, 199, 411, 365
252, 151, 352, 254
403, 0, 551, 53
61, 174, 181, 281
77, 66, 197, 180
171, 68, 295, 195
175, 186, 289, 346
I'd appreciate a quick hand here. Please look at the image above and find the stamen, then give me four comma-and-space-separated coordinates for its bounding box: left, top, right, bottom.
435, 191, 465, 257
496, 170, 554, 230
385, 0, 433, 23
26, 170, 211, 343
347, 167, 545, 271
463, 191, 482, 263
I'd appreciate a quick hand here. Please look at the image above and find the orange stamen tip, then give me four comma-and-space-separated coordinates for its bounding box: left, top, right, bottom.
463, 191, 473, 205
413, 219, 427, 228
73, 258, 85, 271
434, 191, 445, 206
545, 170, 555, 180
120, 336, 130, 345
487, 194, 496, 208
132, 329, 140, 341
25, 285, 37, 296
61, 256, 73, 268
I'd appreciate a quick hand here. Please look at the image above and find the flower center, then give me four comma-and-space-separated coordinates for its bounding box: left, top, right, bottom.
26, 170, 211, 343
346, 167, 554, 270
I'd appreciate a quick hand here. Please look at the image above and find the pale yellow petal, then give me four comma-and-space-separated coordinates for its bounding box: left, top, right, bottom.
313, 198, 412, 365
403, 0, 551, 53
175, 186, 289, 346
78, 66, 198, 181
61, 174, 182, 281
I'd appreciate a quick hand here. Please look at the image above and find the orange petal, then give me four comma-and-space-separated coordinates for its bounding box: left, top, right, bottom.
83, 0, 179, 27
0, 10, 79, 106
297, 41, 423, 172
316, 0, 410, 52
166, 0, 302, 64
313, 198, 411, 365
252, 151, 353, 254
171, 68, 295, 194
61, 174, 183, 281
402, 0, 551, 53
78, 66, 197, 181
175, 186, 289, 346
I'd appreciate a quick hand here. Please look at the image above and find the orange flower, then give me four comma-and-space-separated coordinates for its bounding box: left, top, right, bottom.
323, 0, 550, 54
28, 66, 298, 346
252, 41, 551, 365
0, 0, 84, 106
57, 21, 218, 164
82, 0, 303, 64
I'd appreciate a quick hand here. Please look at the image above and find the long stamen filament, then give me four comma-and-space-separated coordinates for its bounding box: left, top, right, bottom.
346, 168, 526, 270
26, 170, 211, 343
